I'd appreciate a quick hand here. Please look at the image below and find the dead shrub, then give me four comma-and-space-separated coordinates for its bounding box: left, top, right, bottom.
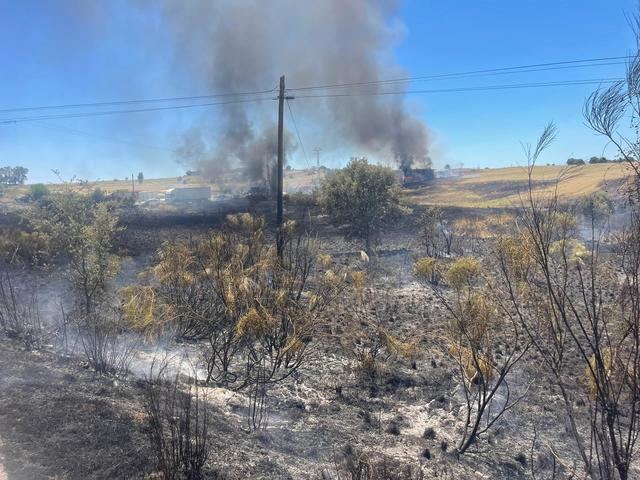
0, 271, 43, 347
327, 444, 425, 480
343, 278, 419, 393
386, 421, 401, 435
148, 214, 347, 395
144, 367, 210, 480
76, 305, 139, 376
427, 255, 530, 454
0, 227, 51, 266
422, 427, 436, 440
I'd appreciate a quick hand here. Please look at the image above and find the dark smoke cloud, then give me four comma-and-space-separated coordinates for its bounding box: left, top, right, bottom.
161, 0, 431, 180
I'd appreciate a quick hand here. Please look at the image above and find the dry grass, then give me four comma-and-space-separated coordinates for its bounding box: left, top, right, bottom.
1, 164, 629, 210
405, 163, 631, 208
0, 169, 324, 209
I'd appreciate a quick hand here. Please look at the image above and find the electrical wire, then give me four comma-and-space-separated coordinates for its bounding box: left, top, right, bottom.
0, 54, 631, 116
286, 99, 310, 169
0, 78, 621, 124
0, 87, 277, 115
32, 121, 175, 152
287, 55, 633, 92
0, 96, 273, 124
292, 78, 624, 99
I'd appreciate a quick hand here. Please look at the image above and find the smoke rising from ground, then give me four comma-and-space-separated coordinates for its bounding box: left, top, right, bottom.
163, 0, 431, 181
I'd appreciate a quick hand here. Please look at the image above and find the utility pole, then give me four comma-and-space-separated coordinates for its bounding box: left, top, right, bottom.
276, 76, 285, 257
276, 75, 294, 257
312, 147, 321, 189
313, 147, 321, 169
131, 173, 135, 198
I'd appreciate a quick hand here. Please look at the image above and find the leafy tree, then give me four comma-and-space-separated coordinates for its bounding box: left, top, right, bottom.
567, 158, 585, 165
0, 166, 29, 185
589, 156, 609, 164
32, 192, 121, 314
320, 158, 405, 254
137, 172, 144, 184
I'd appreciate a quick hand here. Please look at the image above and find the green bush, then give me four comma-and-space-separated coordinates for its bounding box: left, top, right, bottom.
29, 184, 50, 201
90, 188, 106, 203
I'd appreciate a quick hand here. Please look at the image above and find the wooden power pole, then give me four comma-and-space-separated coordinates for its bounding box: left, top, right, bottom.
276, 75, 294, 257
313, 147, 321, 169
276, 75, 285, 257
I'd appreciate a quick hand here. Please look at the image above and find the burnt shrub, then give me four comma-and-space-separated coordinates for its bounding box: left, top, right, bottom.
331, 444, 425, 480
77, 306, 138, 376
423, 427, 436, 440
0, 272, 43, 348
386, 421, 401, 435
383, 370, 417, 393
144, 369, 210, 480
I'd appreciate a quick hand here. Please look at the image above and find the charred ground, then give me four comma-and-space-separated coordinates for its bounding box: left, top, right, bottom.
0, 200, 607, 479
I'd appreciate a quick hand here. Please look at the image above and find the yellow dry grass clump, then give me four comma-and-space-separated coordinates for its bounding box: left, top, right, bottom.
446, 257, 482, 289
583, 347, 637, 399
448, 343, 495, 383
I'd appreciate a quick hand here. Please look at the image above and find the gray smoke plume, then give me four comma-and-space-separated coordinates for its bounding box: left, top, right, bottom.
162, 0, 430, 181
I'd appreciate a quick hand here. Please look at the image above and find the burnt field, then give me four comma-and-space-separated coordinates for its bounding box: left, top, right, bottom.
0, 195, 636, 480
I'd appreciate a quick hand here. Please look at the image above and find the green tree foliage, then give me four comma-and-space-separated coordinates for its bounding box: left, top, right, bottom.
581, 191, 614, 225
28, 183, 50, 201
567, 158, 586, 165
31, 192, 122, 313
137, 172, 144, 184
0, 166, 29, 185
320, 158, 405, 254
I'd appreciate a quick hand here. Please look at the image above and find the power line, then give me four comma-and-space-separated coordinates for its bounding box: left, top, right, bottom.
288, 61, 627, 92
286, 99, 310, 169
31, 121, 175, 152
0, 96, 272, 124
293, 78, 624, 99
287, 55, 633, 92
0, 77, 626, 124
0, 87, 277, 115
0, 54, 629, 116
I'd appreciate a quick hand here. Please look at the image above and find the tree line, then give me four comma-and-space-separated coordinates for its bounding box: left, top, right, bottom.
566, 156, 626, 165
0, 166, 28, 185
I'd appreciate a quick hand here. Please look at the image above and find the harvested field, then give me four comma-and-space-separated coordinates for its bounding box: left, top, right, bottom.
406, 163, 630, 207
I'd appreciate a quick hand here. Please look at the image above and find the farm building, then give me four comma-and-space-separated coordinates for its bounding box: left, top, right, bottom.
165, 186, 211, 203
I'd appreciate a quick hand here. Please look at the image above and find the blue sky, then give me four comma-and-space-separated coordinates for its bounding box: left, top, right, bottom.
0, 0, 637, 182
